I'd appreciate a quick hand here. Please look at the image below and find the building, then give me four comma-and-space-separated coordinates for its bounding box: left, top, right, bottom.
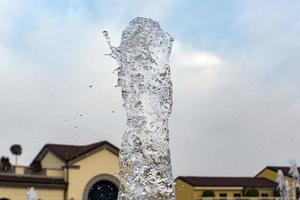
255, 166, 296, 182
0, 140, 298, 200
256, 166, 300, 199
0, 141, 120, 200
175, 176, 277, 200
175, 166, 300, 200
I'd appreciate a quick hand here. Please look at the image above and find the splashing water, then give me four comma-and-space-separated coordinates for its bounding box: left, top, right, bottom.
289, 159, 300, 185
289, 159, 300, 200
277, 170, 290, 200
27, 187, 38, 200
104, 17, 175, 199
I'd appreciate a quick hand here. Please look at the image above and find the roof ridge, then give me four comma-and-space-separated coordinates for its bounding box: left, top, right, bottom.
32, 140, 119, 164
46, 143, 85, 147
177, 176, 277, 187
46, 140, 109, 148
266, 166, 300, 168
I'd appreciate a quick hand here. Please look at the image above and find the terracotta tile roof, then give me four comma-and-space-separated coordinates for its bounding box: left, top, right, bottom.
264, 166, 300, 177
32, 140, 119, 164
176, 176, 277, 188
0, 175, 66, 188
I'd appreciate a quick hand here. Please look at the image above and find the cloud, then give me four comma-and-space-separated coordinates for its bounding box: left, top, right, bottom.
169, 1, 300, 176
188, 52, 222, 67
0, 0, 179, 169
172, 42, 222, 68
1, 0, 300, 178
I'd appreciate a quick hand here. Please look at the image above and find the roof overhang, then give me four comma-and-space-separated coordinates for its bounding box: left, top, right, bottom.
194, 186, 243, 190
0, 181, 67, 189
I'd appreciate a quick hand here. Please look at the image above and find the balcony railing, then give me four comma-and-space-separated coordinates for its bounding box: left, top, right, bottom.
0, 167, 15, 175
0, 166, 64, 178
24, 167, 46, 176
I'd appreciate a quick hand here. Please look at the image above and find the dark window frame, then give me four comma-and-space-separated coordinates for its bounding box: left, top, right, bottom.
219, 193, 227, 197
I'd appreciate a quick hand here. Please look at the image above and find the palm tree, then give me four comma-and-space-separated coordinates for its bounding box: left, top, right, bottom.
10, 144, 22, 166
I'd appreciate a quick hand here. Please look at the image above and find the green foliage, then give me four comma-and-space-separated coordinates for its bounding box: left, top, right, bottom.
202, 190, 215, 197
273, 188, 281, 197
31, 161, 42, 172
244, 188, 259, 197
10, 144, 22, 156
10, 144, 22, 166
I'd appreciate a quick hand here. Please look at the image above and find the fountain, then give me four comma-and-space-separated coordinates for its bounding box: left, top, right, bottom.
289, 159, 300, 184
277, 170, 290, 200
26, 187, 38, 200
289, 159, 300, 200
104, 17, 175, 199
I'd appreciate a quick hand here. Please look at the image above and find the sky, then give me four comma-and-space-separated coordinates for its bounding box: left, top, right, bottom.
1, 0, 300, 177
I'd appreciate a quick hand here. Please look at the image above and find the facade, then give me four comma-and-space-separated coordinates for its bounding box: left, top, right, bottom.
0, 140, 298, 200
0, 141, 120, 200
175, 176, 277, 200
256, 166, 298, 199
175, 166, 300, 200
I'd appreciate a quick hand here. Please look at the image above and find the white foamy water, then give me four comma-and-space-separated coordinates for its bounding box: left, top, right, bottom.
104, 17, 175, 199
27, 187, 38, 200
289, 159, 300, 185
277, 170, 290, 200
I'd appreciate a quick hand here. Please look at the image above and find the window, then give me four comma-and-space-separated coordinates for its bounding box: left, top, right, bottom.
234, 193, 241, 197
220, 193, 227, 198
261, 193, 269, 200
88, 180, 118, 200
234, 193, 242, 200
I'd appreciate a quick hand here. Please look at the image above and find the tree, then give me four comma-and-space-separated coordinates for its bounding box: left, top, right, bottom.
0, 156, 12, 171
273, 188, 281, 197
10, 144, 22, 166
244, 188, 259, 197
30, 161, 42, 173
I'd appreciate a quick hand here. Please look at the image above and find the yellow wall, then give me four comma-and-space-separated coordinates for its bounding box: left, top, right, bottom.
257, 168, 294, 198
194, 188, 243, 199
175, 179, 246, 200
257, 168, 293, 182
256, 168, 279, 182
0, 148, 119, 200
0, 186, 64, 200
4, 149, 287, 200
257, 188, 274, 197
67, 148, 119, 200
194, 187, 273, 200
175, 179, 194, 200
46, 168, 65, 178
41, 151, 65, 169
15, 166, 25, 175
176, 178, 276, 200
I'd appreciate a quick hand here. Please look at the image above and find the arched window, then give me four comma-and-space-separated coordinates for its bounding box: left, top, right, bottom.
88, 180, 118, 200
82, 174, 120, 200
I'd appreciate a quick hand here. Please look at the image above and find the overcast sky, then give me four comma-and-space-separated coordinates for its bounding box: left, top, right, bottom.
1, 0, 300, 177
